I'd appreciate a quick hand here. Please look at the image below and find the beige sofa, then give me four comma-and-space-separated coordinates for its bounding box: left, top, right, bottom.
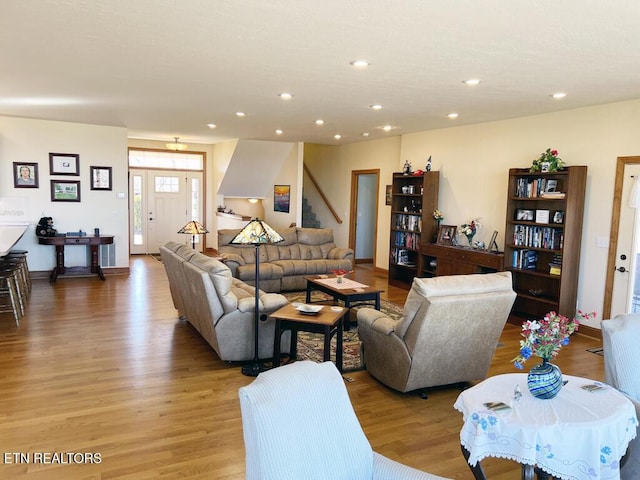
217, 227, 354, 292
160, 242, 290, 362
357, 272, 515, 394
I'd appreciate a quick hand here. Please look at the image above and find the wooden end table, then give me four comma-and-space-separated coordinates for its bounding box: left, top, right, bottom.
304, 275, 383, 329
271, 303, 348, 372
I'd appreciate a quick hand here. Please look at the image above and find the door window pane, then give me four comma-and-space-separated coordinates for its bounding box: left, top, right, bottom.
155, 176, 179, 193
132, 175, 143, 246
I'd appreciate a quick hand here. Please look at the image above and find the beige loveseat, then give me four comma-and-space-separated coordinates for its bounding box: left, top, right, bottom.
357, 272, 515, 394
160, 242, 290, 362
217, 227, 354, 292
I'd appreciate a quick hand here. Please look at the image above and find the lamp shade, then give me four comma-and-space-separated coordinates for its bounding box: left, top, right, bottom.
166, 137, 188, 151
229, 218, 283, 245
177, 220, 209, 235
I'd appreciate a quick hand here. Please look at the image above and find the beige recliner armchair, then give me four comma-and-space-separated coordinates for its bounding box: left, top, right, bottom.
357, 272, 515, 395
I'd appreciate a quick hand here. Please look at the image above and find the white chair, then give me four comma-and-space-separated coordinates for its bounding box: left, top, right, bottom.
238, 361, 450, 480
602, 313, 640, 480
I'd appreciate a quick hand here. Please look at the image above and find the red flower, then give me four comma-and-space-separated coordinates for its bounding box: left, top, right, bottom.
331, 269, 352, 276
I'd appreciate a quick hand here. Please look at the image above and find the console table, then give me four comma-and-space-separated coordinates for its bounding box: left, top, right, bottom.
419, 243, 504, 277
38, 235, 114, 282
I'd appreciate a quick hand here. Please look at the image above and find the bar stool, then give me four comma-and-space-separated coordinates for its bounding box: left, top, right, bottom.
4, 250, 31, 297
0, 266, 23, 326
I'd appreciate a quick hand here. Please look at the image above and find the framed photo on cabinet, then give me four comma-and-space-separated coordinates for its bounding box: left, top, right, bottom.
436, 225, 456, 246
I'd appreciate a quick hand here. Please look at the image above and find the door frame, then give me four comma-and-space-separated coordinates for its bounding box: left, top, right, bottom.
603, 156, 640, 319
348, 169, 379, 265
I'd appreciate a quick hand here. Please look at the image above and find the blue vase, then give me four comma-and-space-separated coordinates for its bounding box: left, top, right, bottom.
527, 359, 563, 399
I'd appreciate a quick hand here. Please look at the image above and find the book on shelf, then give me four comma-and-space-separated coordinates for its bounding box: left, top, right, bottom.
512, 249, 537, 270
548, 253, 562, 275
540, 191, 566, 199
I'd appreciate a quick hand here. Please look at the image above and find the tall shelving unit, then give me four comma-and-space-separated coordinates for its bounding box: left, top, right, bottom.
504, 166, 587, 322
389, 171, 439, 289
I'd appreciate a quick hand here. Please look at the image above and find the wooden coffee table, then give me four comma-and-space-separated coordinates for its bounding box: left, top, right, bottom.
304, 275, 383, 329
271, 303, 348, 372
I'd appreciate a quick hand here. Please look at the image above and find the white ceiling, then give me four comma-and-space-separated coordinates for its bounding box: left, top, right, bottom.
2, 1, 640, 146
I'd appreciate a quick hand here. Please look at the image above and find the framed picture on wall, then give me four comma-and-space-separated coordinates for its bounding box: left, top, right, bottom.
274, 185, 290, 213
51, 180, 81, 202
13, 162, 39, 188
90, 166, 112, 190
49, 153, 80, 175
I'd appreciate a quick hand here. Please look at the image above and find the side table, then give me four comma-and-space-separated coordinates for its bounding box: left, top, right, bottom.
271, 303, 348, 372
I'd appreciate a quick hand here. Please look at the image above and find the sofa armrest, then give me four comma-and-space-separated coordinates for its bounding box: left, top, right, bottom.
327, 247, 354, 260
237, 292, 288, 314
357, 308, 397, 335
221, 253, 245, 276
373, 452, 449, 480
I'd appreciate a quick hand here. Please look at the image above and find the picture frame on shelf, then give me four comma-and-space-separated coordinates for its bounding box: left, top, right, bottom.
553, 210, 565, 224
486, 230, 499, 252
13, 162, 39, 188
436, 225, 456, 246
516, 209, 534, 221
545, 179, 558, 193
535, 209, 550, 224
51, 180, 81, 202
90, 166, 112, 190
49, 153, 80, 176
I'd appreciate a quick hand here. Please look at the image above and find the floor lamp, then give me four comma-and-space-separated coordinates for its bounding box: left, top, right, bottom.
229, 218, 283, 376
177, 220, 209, 249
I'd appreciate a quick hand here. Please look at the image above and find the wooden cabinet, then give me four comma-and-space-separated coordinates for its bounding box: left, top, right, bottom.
504, 166, 587, 322
388, 171, 439, 289
419, 243, 504, 277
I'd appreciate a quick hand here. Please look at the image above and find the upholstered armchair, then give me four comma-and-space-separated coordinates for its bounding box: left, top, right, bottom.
357, 272, 515, 395
239, 361, 449, 480
602, 313, 640, 480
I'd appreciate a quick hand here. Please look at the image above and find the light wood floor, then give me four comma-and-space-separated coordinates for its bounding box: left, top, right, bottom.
0, 256, 605, 479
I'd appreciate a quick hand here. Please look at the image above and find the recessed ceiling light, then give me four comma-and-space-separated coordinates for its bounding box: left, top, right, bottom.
463, 79, 481, 86
349, 59, 369, 68
382, 125, 394, 132
275, 129, 283, 135
361, 132, 370, 137
334, 134, 342, 140
279, 92, 293, 100
552, 92, 567, 99
315, 119, 325, 125
206, 123, 217, 129
369, 104, 383, 110
448, 113, 459, 119
236, 112, 246, 117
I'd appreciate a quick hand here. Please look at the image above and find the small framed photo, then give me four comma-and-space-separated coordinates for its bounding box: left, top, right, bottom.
516, 209, 534, 221
49, 153, 80, 176
385, 185, 392, 206
486, 230, 499, 252
552, 210, 565, 224
90, 166, 112, 190
545, 179, 558, 193
535, 209, 550, 224
436, 225, 457, 246
51, 180, 81, 202
13, 162, 39, 188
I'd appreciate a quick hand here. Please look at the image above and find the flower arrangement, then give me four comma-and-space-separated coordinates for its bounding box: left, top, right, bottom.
458, 219, 480, 242
433, 210, 444, 221
512, 310, 595, 369
530, 148, 565, 173
330, 269, 352, 277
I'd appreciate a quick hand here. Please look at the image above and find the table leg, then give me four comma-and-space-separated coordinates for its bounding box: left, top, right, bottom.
461, 445, 488, 480
305, 283, 312, 303
336, 317, 343, 372
521, 465, 535, 480
272, 319, 282, 368
290, 328, 298, 361
374, 293, 380, 310
323, 325, 331, 362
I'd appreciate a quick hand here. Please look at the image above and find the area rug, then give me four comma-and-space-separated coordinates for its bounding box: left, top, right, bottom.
282, 291, 403, 372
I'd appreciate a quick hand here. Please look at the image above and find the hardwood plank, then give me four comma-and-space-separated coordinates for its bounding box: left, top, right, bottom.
0, 256, 605, 479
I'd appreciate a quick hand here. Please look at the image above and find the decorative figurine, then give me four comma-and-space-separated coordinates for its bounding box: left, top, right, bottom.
403, 160, 412, 175
426, 155, 432, 172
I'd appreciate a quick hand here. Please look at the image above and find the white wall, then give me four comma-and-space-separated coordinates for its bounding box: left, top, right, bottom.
306, 99, 640, 329
1, 116, 129, 272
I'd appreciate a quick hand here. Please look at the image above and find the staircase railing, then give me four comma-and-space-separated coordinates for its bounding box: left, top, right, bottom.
303, 164, 343, 224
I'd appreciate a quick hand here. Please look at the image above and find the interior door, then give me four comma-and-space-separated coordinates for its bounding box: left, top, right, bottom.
610, 164, 640, 316
349, 170, 379, 265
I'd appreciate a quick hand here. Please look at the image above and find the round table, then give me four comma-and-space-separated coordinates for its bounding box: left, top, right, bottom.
454, 373, 638, 480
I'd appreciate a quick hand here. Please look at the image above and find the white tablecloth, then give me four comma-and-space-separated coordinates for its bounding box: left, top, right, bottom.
312, 277, 369, 290
454, 373, 638, 480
